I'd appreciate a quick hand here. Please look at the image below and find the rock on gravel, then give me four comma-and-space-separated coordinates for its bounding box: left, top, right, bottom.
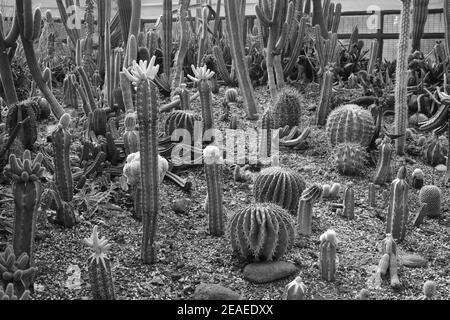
399, 254, 428, 268
243, 261, 298, 284
193, 283, 242, 300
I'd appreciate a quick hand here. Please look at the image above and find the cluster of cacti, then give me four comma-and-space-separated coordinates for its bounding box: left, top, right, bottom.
319, 229, 338, 281
373, 136, 394, 185
322, 183, 341, 199
332, 143, 366, 175
387, 167, 409, 242
370, 234, 401, 289
228, 203, 295, 262
84, 226, 115, 300
0, 283, 31, 300
123, 112, 140, 156
419, 185, 441, 218
254, 166, 306, 212
283, 276, 306, 300
171, 0, 190, 90
297, 184, 322, 236
271, 87, 302, 129
326, 104, 375, 147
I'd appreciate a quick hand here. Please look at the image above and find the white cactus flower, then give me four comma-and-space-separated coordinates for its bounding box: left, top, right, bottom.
203, 145, 222, 165
123, 56, 160, 84
320, 229, 338, 246
187, 64, 215, 82
122, 152, 169, 186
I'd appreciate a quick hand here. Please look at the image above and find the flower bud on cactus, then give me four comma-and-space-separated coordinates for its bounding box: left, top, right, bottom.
332, 143, 366, 175
419, 185, 441, 218
411, 168, 424, 189
319, 229, 338, 281
283, 276, 306, 300
387, 167, 409, 241
326, 104, 375, 147
254, 166, 306, 212
271, 87, 302, 129
228, 203, 295, 262
297, 184, 322, 235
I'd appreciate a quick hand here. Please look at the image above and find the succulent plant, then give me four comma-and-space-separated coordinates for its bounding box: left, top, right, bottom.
225, 88, 239, 104
123, 112, 140, 156
271, 87, 302, 129
84, 226, 115, 300
356, 289, 370, 300
411, 168, 424, 189
387, 167, 409, 242
423, 136, 447, 166
419, 185, 441, 218
342, 187, 355, 219
283, 276, 306, 300
319, 229, 338, 281
165, 110, 201, 142
0, 283, 31, 300
297, 184, 322, 235
373, 137, 394, 185
254, 166, 306, 212
316, 69, 333, 126
259, 110, 274, 162
332, 143, 366, 175
411, 0, 429, 52
326, 104, 375, 147
228, 203, 295, 262
368, 183, 376, 207
6, 100, 38, 150
421, 280, 436, 300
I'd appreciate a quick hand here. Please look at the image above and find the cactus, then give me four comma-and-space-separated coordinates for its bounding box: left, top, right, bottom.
445, 0, 450, 57
76, 40, 96, 112
165, 110, 200, 142
117, 0, 132, 48
203, 146, 225, 236
419, 185, 441, 218
0, 11, 19, 106
314, 26, 338, 79
373, 137, 394, 185
225, 0, 258, 119
228, 203, 295, 262
316, 68, 333, 126
312, 0, 329, 39
0, 245, 37, 297
319, 229, 338, 281
162, 0, 172, 84
271, 87, 302, 129
342, 187, 355, 219
387, 167, 409, 242
172, 0, 190, 90
259, 110, 274, 161
84, 226, 115, 300
197, 6, 209, 67
284, 16, 308, 77
0, 283, 31, 300
254, 166, 306, 212
124, 57, 160, 264
424, 136, 447, 166
326, 104, 375, 147
394, 0, 412, 155
297, 184, 322, 236
368, 183, 376, 207
411, 168, 424, 189
283, 276, 306, 300
421, 280, 436, 300
3, 150, 45, 268
225, 88, 239, 104
332, 143, 366, 175
6, 100, 38, 150
213, 46, 235, 85
123, 113, 140, 156
367, 39, 379, 75
411, 0, 429, 52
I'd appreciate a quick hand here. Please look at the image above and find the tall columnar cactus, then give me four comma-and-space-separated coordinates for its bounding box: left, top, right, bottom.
284, 16, 308, 76
123, 57, 160, 264
84, 226, 115, 300
367, 39, 379, 75
172, 0, 190, 90
213, 45, 235, 85
326, 104, 375, 147
228, 203, 295, 262
271, 87, 302, 129
162, 0, 172, 83
16, 0, 65, 119
3, 150, 45, 268
373, 137, 394, 185
255, 0, 294, 99
283, 276, 307, 300
259, 110, 274, 162
6, 100, 38, 149
0, 12, 19, 105
387, 166, 409, 241
314, 26, 338, 79
316, 68, 333, 126
394, 0, 412, 155
188, 65, 215, 142
312, 0, 329, 39
254, 166, 306, 212
297, 184, 322, 236
319, 229, 338, 281
445, 0, 450, 56
118, 0, 132, 48
225, 0, 258, 119
76, 39, 96, 112
419, 185, 441, 218
411, 0, 429, 52
368, 183, 376, 207
203, 146, 225, 236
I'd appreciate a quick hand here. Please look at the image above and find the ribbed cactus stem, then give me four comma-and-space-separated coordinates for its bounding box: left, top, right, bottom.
312, 0, 329, 39
203, 146, 225, 236
342, 187, 354, 219
394, 0, 412, 155
3, 150, 45, 268
284, 16, 307, 76
411, 0, 429, 52
105, 20, 112, 108
172, 0, 190, 90
319, 230, 337, 281
120, 72, 134, 112
373, 137, 393, 185
259, 110, 274, 162
162, 0, 172, 81
118, 0, 132, 47
316, 68, 333, 126
213, 45, 234, 85
297, 185, 322, 236
76, 39, 96, 111
368, 183, 376, 208
225, 0, 258, 119
368, 39, 379, 75
445, 0, 450, 56
387, 166, 409, 241
0, 13, 19, 105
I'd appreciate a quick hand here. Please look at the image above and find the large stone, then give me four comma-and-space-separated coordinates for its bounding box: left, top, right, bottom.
193, 283, 242, 300
399, 254, 428, 268
243, 261, 298, 284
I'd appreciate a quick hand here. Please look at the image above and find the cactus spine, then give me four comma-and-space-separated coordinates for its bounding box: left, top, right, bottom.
394, 0, 412, 155
387, 166, 409, 241
3, 150, 45, 268
124, 57, 160, 264
84, 226, 115, 300
297, 185, 322, 236
319, 230, 337, 281
225, 0, 258, 119
203, 146, 225, 236
411, 0, 429, 52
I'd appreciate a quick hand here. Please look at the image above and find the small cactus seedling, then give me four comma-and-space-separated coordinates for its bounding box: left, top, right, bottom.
297, 184, 322, 236
411, 168, 424, 189
84, 226, 115, 300
387, 167, 409, 241
419, 185, 441, 218
420, 280, 436, 300
228, 203, 295, 262
319, 230, 338, 281
283, 276, 306, 300
0, 283, 31, 300
259, 110, 274, 162
271, 87, 302, 129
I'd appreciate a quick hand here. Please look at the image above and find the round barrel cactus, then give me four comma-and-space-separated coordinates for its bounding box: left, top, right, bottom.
326, 104, 375, 147
228, 203, 295, 262
332, 143, 367, 175
419, 185, 441, 218
164, 110, 201, 141
271, 87, 302, 128
254, 166, 306, 212
423, 136, 447, 166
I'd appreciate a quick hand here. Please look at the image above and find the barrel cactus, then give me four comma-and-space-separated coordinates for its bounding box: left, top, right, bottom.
165, 110, 201, 140
423, 136, 447, 166
254, 166, 306, 212
271, 87, 302, 129
419, 185, 441, 218
332, 143, 366, 175
228, 203, 295, 262
326, 104, 375, 147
